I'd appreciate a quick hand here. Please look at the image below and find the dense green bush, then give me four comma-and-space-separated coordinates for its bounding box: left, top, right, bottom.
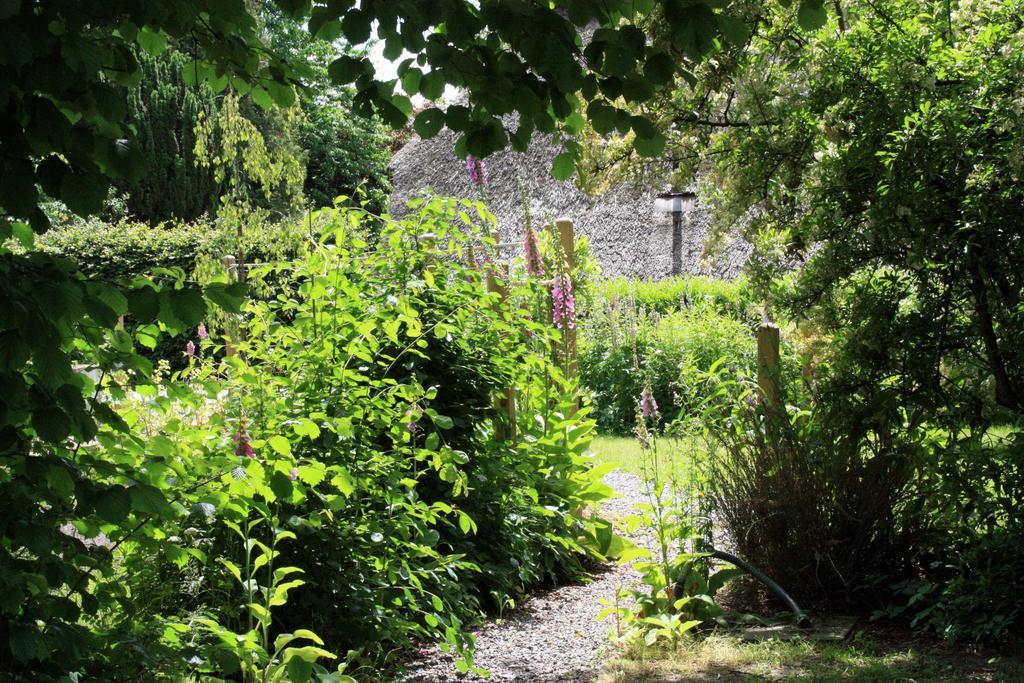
36, 217, 308, 369
301, 105, 392, 213
579, 296, 755, 435
28, 197, 613, 680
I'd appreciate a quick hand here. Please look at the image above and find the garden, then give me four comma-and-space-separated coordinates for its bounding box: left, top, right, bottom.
1, 0, 1023, 681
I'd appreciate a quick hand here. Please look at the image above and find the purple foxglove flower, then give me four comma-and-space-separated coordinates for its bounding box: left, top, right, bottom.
523, 225, 544, 276
405, 407, 421, 433
552, 274, 576, 331
640, 386, 658, 418
466, 154, 489, 187
232, 428, 254, 458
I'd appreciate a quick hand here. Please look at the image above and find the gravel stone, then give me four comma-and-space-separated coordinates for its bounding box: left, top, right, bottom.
399, 472, 652, 683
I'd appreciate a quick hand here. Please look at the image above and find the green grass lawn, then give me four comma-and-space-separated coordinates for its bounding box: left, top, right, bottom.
599, 630, 1024, 682
588, 434, 701, 476
587, 435, 651, 475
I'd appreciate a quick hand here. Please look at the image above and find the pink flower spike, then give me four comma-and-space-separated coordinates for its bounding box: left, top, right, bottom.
466, 154, 489, 187
197, 323, 208, 340
289, 467, 299, 481
640, 386, 658, 418
523, 225, 544, 277
552, 274, 576, 331
185, 340, 196, 356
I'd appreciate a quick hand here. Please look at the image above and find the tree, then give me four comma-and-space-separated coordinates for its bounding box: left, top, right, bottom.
118, 47, 221, 222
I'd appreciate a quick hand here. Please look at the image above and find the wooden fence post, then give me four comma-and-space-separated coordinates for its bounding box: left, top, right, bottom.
485, 256, 517, 442
756, 322, 782, 414
555, 217, 577, 380
223, 255, 237, 357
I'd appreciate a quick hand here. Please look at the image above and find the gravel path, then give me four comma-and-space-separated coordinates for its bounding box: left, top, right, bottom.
400, 471, 650, 683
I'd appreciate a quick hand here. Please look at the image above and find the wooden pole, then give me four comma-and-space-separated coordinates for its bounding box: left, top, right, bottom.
756, 322, 782, 414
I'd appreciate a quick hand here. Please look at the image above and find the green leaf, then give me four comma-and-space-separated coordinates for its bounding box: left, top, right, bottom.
89, 284, 128, 317
632, 117, 667, 157
643, 51, 675, 86
284, 645, 336, 664
32, 406, 70, 442
9, 624, 42, 663
401, 68, 422, 96
414, 108, 445, 139
432, 414, 454, 430
292, 418, 321, 439
129, 484, 174, 517
341, 9, 372, 43
94, 486, 132, 524
11, 221, 33, 249
328, 56, 365, 85
717, 14, 751, 46
137, 27, 167, 54
331, 469, 356, 497
420, 71, 445, 100
551, 152, 575, 181
83, 294, 119, 328
203, 281, 246, 314
166, 287, 206, 329
46, 465, 75, 497
286, 656, 314, 683
60, 170, 108, 217
267, 435, 292, 456
797, 0, 828, 31
127, 286, 159, 322
297, 463, 325, 487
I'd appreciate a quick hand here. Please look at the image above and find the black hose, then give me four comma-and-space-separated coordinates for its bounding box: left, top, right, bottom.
708, 549, 812, 628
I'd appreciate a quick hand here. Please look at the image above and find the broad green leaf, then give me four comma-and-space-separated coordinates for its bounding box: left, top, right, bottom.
331, 469, 356, 497
414, 108, 445, 139
165, 287, 206, 330
420, 71, 445, 100
137, 27, 167, 54
203, 281, 247, 313
797, 0, 828, 30
129, 484, 174, 517
267, 435, 292, 456
551, 152, 575, 180
717, 14, 751, 45
93, 486, 132, 524
283, 645, 336, 663
60, 170, 108, 217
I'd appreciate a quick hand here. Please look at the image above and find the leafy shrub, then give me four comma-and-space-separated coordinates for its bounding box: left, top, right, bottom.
579, 298, 755, 435
301, 105, 392, 214
58, 196, 614, 679
695, 344, 938, 610
878, 429, 1024, 642
594, 276, 752, 318
36, 217, 307, 368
